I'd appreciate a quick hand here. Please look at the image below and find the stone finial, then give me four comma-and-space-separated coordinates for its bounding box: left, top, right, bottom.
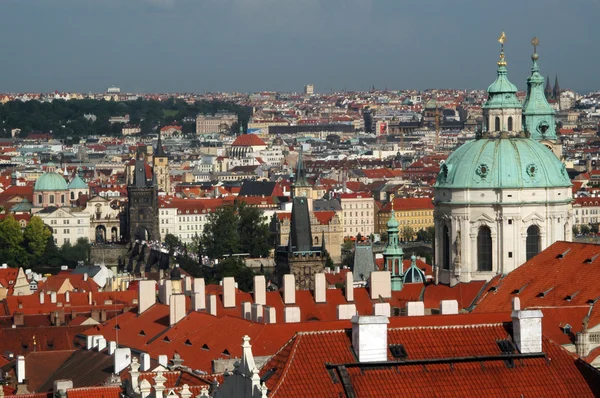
153, 372, 168, 398
196, 386, 210, 398
180, 384, 192, 398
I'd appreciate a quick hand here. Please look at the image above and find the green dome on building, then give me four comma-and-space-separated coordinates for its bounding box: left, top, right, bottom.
434, 136, 571, 190
34, 172, 68, 191
68, 175, 88, 190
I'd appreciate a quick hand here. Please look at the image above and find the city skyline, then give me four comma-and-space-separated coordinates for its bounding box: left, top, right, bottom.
0, 0, 598, 93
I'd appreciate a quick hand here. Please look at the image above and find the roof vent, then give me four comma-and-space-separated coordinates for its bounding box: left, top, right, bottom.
202, 344, 209, 350
389, 344, 407, 360
139, 330, 146, 336
537, 287, 554, 298
556, 249, 571, 259
564, 291, 580, 301
511, 282, 529, 295
584, 253, 600, 263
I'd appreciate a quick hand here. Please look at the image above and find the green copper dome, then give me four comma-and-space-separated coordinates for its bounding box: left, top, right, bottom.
483, 52, 522, 109
522, 53, 557, 141
434, 136, 571, 189
34, 172, 68, 191
68, 175, 88, 190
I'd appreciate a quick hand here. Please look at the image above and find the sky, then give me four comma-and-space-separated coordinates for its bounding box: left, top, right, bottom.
0, 0, 597, 93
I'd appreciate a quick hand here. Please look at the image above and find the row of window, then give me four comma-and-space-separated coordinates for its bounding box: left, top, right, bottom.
342, 203, 373, 209
344, 211, 373, 218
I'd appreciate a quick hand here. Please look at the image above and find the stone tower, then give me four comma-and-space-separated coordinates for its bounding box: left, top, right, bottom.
522, 38, 561, 158
127, 149, 160, 243
153, 131, 170, 193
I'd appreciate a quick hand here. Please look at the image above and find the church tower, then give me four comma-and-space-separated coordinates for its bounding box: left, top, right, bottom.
127, 148, 160, 243
292, 149, 313, 206
383, 195, 404, 291
153, 131, 170, 193
522, 37, 562, 158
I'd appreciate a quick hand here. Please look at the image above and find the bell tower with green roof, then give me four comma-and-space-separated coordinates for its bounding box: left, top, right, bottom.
522, 37, 561, 158
383, 195, 404, 291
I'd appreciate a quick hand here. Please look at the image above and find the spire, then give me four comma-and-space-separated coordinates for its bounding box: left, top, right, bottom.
544, 74, 552, 99
383, 194, 404, 291
155, 129, 167, 158
294, 148, 310, 188
483, 32, 520, 110
553, 74, 561, 99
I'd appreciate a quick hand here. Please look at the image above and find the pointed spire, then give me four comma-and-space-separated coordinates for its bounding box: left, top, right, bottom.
321, 230, 326, 253
155, 128, 167, 158
553, 74, 561, 99
294, 147, 309, 188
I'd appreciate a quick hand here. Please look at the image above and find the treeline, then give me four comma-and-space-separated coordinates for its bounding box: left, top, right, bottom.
0, 98, 252, 140
0, 214, 90, 268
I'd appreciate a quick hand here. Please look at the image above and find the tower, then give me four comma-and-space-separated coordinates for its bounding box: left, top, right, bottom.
383, 195, 404, 291
433, 33, 572, 286
553, 75, 561, 102
292, 148, 313, 201
153, 131, 170, 193
127, 149, 160, 243
522, 37, 561, 158
544, 75, 552, 100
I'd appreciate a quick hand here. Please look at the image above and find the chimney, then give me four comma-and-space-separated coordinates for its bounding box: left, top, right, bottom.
251, 303, 263, 323
114, 348, 132, 374
314, 273, 326, 303
369, 271, 391, 299
192, 292, 205, 311
193, 278, 205, 295
108, 341, 116, 355
50, 292, 57, 304
406, 301, 425, 316
140, 352, 151, 371
158, 355, 168, 368
440, 300, 459, 315
97, 337, 107, 351
86, 334, 103, 350
241, 302, 252, 320
511, 297, 544, 354
13, 313, 24, 327
39, 291, 45, 305
345, 272, 354, 302
335, 266, 340, 274
284, 306, 300, 323
83, 273, 88, 281
283, 274, 296, 305
53, 380, 73, 396
222, 277, 236, 308
65, 291, 70, 303
169, 294, 186, 326
373, 302, 391, 317
264, 306, 276, 324
183, 276, 193, 295
138, 280, 157, 315
159, 280, 172, 305
253, 275, 266, 305
88, 291, 92, 305
16, 355, 25, 384
207, 294, 217, 316
351, 315, 389, 363
130, 357, 140, 391
337, 303, 357, 320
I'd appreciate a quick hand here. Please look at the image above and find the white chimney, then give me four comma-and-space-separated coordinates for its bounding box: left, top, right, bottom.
50, 292, 57, 304
158, 355, 168, 368
138, 280, 157, 315
251, 303, 263, 323
183, 276, 192, 295
140, 353, 151, 371
39, 291, 45, 304
193, 278, 205, 294
159, 280, 172, 305
345, 271, 354, 302
283, 274, 296, 305
511, 297, 544, 353
192, 292, 205, 311
337, 304, 357, 320
88, 291, 93, 305
207, 294, 217, 316
169, 294, 186, 326
335, 266, 340, 274
369, 271, 391, 299
53, 380, 73, 396
373, 302, 391, 317
406, 301, 425, 316
253, 275, 266, 306
65, 291, 70, 303
97, 337, 107, 351
440, 300, 459, 315
16, 355, 25, 383
351, 315, 389, 362
222, 277, 236, 308
114, 347, 132, 374
83, 273, 88, 281
86, 334, 103, 350
108, 341, 117, 355
241, 302, 252, 320
314, 273, 326, 303
284, 306, 300, 323
264, 306, 276, 324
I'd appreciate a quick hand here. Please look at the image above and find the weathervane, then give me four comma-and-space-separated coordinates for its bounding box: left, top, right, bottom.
498, 31, 506, 47
497, 31, 507, 66
390, 193, 395, 212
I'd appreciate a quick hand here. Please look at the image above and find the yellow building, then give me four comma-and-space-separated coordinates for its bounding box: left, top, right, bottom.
377, 197, 434, 240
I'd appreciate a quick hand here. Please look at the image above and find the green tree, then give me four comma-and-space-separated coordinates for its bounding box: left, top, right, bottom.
0, 214, 26, 266
214, 257, 255, 292
581, 225, 591, 235
201, 206, 239, 258
402, 226, 414, 241
60, 238, 91, 268
573, 225, 580, 236
42, 235, 62, 268
238, 202, 271, 257
591, 224, 599, 234
164, 233, 180, 256
341, 239, 354, 268
23, 216, 51, 260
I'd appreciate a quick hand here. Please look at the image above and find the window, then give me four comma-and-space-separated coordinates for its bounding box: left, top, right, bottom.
38, 195, 42, 204
61, 195, 65, 203
71, 192, 75, 200
508, 116, 513, 131
50, 195, 55, 204
494, 116, 500, 131
477, 226, 492, 271
442, 225, 450, 270
526, 225, 540, 261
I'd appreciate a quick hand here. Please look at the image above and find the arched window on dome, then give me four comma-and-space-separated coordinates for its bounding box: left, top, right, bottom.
442, 225, 450, 270
494, 117, 500, 132
508, 116, 513, 131
526, 225, 540, 261
477, 226, 492, 271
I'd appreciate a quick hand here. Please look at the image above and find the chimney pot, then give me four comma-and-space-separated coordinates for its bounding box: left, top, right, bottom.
283, 274, 296, 305
253, 275, 266, 305
138, 280, 157, 315
512, 308, 544, 354
314, 273, 326, 303
222, 277, 236, 308
351, 315, 389, 363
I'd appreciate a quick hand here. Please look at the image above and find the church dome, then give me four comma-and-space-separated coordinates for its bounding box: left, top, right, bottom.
434, 136, 571, 190
34, 172, 68, 191
68, 175, 88, 190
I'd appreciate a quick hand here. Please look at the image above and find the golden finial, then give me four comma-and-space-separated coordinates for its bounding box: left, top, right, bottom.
390, 193, 395, 211
497, 31, 507, 67
531, 37, 539, 60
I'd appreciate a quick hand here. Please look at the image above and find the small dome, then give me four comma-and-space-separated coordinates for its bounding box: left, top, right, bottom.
387, 213, 399, 229
68, 175, 88, 190
403, 255, 425, 284
434, 137, 571, 190
170, 265, 182, 281
34, 172, 68, 191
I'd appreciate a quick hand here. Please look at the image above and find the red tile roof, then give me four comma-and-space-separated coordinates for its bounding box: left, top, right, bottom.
63, 387, 121, 398
231, 134, 266, 147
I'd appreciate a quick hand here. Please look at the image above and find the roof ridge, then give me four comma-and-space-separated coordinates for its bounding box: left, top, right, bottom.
388, 323, 505, 331
269, 334, 303, 396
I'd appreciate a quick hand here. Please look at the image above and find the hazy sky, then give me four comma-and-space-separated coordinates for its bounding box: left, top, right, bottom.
0, 0, 597, 93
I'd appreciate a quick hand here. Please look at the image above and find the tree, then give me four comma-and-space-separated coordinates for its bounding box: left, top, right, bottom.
591, 224, 599, 234
402, 226, 414, 242
42, 235, 62, 268
214, 257, 255, 292
164, 233, 180, 256
572, 225, 580, 236
238, 202, 271, 257
60, 238, 91, 268
341, 239, 354, 268
581, 225, 591, 235
201, 206, 239, 258
0, 214, 26, 267
23, 216, 51, 260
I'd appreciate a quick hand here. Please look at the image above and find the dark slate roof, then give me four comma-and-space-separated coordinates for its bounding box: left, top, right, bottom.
290, 197, 313, 253
352, 243, 376, 282
313, 199, 341, 211
238, 181, 277, 197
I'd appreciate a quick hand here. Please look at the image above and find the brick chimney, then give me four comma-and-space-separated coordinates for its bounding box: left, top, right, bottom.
511, 297, 544, 354
351, 315, 389, 363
